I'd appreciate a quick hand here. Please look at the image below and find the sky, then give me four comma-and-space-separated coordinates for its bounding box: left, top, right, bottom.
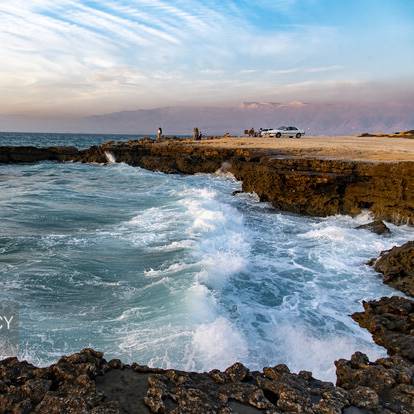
0, 0, 413, 117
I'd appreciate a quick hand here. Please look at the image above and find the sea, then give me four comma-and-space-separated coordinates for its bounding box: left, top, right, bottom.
0, 132, 412, 382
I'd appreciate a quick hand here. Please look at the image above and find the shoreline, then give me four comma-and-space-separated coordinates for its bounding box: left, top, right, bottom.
1, 136, 413, 412
1, 136, 413, 224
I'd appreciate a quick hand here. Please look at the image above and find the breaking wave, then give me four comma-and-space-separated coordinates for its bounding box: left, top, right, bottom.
0, 160, 413, 381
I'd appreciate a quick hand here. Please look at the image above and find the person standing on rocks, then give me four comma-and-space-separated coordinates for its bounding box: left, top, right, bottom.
193, 127, 200, 140
156, 127, 163, 141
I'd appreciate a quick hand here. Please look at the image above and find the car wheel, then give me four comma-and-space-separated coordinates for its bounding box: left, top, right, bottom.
276, 133, 282, 138
296, 133, 301, 138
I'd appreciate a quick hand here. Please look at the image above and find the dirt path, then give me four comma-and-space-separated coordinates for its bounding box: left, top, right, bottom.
191, 135, 414, 161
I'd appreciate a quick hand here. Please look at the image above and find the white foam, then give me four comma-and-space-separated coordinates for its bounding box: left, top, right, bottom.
144, 262, 193, 278
191, 317, 249, 371
268, 324, 387, 382
104, 151, 116, 163
180, 187, 251, 290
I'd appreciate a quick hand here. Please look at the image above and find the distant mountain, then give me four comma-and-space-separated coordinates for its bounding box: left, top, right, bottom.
1, 101, 413, 135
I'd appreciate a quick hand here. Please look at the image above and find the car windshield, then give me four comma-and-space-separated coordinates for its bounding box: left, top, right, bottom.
278, 126, 287, 130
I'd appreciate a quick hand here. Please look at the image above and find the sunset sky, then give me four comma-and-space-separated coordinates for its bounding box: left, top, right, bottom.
0, 0, 413, 117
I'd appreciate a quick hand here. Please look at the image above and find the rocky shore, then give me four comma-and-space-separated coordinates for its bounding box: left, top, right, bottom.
1, 138, 413, 413
1, 139, 413, 224
1, 345, 414, 413
368, 242, 414, 296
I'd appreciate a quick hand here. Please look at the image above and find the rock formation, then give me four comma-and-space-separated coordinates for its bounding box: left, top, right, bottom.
356, 220, 391, 235
0, 146, 79, 163
336, 352, 414, 413
1, 348, 414, 413
369, 242, 414, 296
352, 296, 414, 362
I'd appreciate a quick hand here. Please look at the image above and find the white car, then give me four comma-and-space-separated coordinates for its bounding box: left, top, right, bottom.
260, 126, 305, 138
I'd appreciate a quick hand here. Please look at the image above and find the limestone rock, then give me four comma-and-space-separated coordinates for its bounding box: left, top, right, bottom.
352, 296, 414, 362
370, 241, 414, 296
356, 220, 391, 235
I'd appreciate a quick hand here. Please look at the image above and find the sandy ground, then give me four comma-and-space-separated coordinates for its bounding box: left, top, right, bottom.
190, 136, 414, 161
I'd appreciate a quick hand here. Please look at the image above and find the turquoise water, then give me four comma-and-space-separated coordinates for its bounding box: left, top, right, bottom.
0, 134, 413, 381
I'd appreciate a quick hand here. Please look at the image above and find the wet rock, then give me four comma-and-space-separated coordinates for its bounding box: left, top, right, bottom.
352, 296, 414, 362
225, 362, 249, 382
336, 352, 414, 414
0, 146, 79, 163
349, 386, 379, 409
370, 241, 414, 296
0, 347, 413, 413
356, 220, 391, 235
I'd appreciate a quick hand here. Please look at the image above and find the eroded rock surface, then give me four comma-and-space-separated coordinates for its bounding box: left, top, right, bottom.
0, 145, 79, 164
352, 296, 414, 362
369, 242, 414, 296
356, 221, 391, 235
1, 348, 414, 413
336, 352, 414, 413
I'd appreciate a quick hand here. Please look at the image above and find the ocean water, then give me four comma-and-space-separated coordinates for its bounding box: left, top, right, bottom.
0, 131, 146, 149
0, 134, 413, 382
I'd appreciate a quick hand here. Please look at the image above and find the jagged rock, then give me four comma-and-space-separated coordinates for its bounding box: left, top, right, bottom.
0, 145, 79, 163
1, 346, 414, 413
369, 241, 414, 296
225, 362, 249, 382
352, 296, 414, 362
336, 353, 414, 413
356, 220, 391, 235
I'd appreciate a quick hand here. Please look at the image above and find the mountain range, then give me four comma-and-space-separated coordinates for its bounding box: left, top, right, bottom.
1, 101, 413, 135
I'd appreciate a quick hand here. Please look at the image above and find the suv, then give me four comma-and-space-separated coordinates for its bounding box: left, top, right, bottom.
260, 126, 305, 138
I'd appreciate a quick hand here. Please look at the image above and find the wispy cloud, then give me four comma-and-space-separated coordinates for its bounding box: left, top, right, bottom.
0, 0, 413, 115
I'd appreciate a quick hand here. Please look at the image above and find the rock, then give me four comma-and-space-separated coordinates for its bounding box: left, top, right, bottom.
0, 146, 79, 163
1, 347, 413, 413
370, 241, 414, 296
336, 352, 414, 413
225, 362, 249, 382
356, 220, 391, 235
352, 296, 414, 362
349, 386, 379, 409
0, 349, 373, 414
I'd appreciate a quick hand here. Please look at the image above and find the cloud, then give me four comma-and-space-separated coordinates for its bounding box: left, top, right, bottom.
0, 0, 413, 116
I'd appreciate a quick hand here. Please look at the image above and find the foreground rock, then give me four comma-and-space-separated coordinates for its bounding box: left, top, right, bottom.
352, 296, 414, 362
356, 220, 391, 235
1, 348, 413, 413
369, 242, 414, 296
336, 352, 414, 413
0, 140, 413, 224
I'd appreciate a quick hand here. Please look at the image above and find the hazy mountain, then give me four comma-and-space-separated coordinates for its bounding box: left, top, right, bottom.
1, 101, 413, 135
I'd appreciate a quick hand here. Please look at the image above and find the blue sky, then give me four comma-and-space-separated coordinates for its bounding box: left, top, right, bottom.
0, 0, 413, 115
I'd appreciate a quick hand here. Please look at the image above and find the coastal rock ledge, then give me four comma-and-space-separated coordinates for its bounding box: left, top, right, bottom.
1, 348, 414, 414
1, 139, 414, 224
369, 242, 414, 296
